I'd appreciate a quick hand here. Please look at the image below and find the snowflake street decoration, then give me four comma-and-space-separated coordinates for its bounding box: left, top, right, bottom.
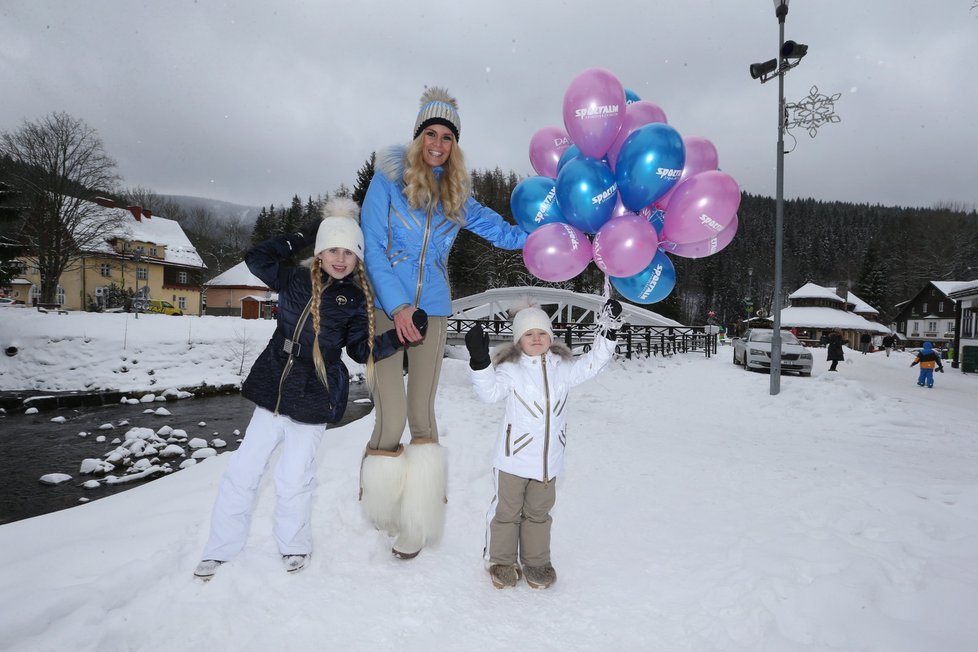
785, 86, 840, 138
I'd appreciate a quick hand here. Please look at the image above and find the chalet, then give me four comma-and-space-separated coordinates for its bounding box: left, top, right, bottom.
202, 261, 275, 318
948, 279, 978, 372
778, 282, 889, 348
11, 198, 207, 314
892, 281, 965, 349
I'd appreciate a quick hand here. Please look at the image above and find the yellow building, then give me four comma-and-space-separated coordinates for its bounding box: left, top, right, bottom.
13, 198, 207, 314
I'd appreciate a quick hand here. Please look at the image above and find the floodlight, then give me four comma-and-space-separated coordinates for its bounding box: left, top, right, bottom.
749, 59, 778, 80
781, 40, 808, 60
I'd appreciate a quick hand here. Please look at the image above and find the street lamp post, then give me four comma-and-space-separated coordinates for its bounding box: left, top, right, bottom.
750, 0, 807, 396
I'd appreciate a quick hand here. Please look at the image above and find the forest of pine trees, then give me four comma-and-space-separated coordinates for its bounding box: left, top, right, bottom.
239, 158, 977, 327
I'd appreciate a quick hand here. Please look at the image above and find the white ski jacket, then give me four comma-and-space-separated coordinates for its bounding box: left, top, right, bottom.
471, 336, 615, 483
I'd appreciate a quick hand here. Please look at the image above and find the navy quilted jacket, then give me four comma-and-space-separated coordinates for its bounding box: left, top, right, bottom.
240, 230, 399, 425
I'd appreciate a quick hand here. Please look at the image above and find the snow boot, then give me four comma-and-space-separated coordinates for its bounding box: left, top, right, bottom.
193, 559, 224, 581
523, 563, 557, 590
283, 554, 309, 574
392, 438, 447, 560
359, 445, 406, 536
489, 563, 522, 589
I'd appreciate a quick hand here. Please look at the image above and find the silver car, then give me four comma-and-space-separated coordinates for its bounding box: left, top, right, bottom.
732, 328, 813, 376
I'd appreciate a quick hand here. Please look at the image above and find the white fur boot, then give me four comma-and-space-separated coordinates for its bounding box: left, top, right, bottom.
359, 446, 406, 536
392, 439, 447, 559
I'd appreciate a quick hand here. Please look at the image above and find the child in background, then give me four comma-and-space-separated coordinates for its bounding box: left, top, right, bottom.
194, 198, 413, 580
911, 341, 944, 388
465, 300, 620, 589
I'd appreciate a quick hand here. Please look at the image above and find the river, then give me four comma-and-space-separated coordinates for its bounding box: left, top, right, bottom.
0, 387, 371, 525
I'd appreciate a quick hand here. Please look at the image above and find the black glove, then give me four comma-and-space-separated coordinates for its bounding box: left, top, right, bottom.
297, 219, 321, 242
465, 324, 491, 370
412, 308, 429, 338
600, 299, 623, 341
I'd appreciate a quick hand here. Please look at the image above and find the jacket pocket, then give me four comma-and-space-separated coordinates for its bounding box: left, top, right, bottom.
511, 432, 532, 455
505, 424, 511, 456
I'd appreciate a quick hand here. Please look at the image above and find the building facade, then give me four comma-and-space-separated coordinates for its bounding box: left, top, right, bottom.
892, 281, 965, 349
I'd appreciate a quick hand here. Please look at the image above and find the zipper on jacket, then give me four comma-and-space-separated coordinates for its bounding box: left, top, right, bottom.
541, 352, 551, 486
413, 210, 433, 306
505, 424, 512, 456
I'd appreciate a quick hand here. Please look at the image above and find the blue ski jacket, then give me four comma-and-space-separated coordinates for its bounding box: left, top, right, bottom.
362, 145, 527, 318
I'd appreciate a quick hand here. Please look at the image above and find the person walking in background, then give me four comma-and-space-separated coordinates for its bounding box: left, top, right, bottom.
859, 332, 872, 355
465, 300, 621, 590
827, 331, 845, 371
194, 199, 403, 581
359, 86, 528, 560
911, 341, 945, 388
882, 333, 896, 357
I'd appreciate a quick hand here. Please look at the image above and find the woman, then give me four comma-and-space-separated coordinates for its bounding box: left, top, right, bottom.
827, 330, 845, 372
360, 87, 527, 559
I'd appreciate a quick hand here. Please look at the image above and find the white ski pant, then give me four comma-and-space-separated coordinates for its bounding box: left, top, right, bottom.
201, 406, 326, 561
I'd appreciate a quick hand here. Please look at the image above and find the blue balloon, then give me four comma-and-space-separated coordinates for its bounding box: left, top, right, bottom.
615, 123, 686, 211
555, 156, 617, 234
624, 88, 641, 104
510, 176, 565, 234
556, 144, 581, 174
610, 249, 676, 304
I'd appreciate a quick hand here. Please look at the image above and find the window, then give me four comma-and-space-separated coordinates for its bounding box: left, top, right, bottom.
922, 303, 927, 314
150, 248, 158, 257
927, 321, 937, 333
100, 263, 112, 277
178, 271, 188, 284
964, 308, 976, 338
938, 301, 944, 313
30, 263, 40, 274
178, 297, 187, 310
137, 267, 148, 281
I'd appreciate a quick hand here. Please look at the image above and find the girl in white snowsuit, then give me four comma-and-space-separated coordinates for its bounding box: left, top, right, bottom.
194, 198, 409, 580
465, 301, 620, 589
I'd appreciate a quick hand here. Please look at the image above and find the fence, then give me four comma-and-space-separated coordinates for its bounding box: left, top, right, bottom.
446, 318, 717, 359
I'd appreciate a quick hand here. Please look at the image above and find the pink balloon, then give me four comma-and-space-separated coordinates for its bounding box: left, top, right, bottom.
655, 136, 719, 210
660, 170, 741, 246
523, 223, 593, 282
610, 195, 656, 220
592, 214, 659, 277
562, 68, 626, 159
607, 100, 669, 172
660, 213, 738, 259
529, 126, 572, 178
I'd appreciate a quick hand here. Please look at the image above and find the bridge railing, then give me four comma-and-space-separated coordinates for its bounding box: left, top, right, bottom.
446, 318, 717, 359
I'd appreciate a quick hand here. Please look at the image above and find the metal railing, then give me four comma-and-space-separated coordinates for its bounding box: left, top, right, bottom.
446, 318, 717, 360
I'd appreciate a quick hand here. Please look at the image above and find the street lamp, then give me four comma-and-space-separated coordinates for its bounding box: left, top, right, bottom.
749, 0, 807, 396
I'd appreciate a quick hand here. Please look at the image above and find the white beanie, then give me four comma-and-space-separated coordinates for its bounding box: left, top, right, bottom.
315, 197, 364, 258
511, 307, 554, 343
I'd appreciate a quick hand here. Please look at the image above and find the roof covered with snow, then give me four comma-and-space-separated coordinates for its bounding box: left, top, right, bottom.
80, 203, 205, 269
779, 306, 890, 334
204, 261, 268, 289
932, 281, 966, 296
948, 279, 978, 298
789, 282, 844, 304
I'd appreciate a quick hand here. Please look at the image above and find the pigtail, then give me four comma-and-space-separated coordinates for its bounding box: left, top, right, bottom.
309, 259, 330, 389
355, 262, 378, 393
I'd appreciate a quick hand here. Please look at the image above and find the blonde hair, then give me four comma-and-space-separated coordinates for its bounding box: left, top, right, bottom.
309, 258, 378, 392
403, 134, 471, 225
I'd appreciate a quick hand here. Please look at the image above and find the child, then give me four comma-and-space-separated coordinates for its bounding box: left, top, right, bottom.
910, 341, 944, 388
194, 198, 416, 580
464, 299, 621, 589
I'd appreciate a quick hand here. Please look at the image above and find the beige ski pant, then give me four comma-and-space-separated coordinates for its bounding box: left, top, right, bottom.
487, 469, 557, 567
368, 312, 448, 451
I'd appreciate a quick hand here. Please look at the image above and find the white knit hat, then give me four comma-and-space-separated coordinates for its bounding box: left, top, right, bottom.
315, 197, 363, 258
511, 307, 554, 343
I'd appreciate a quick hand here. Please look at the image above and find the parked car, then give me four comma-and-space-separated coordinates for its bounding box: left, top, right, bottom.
141, 299, 183, 316
732, 328, 813, 376
0, 297, 24, 307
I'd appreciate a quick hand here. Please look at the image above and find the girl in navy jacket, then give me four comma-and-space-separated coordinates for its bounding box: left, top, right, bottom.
195, 198, 411, 580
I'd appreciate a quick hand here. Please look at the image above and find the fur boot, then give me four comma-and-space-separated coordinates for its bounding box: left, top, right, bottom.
392, 438, 447, 558
359, 446, 406, 536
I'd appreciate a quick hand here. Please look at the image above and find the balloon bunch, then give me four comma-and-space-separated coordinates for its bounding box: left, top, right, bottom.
513, 67, 741, 304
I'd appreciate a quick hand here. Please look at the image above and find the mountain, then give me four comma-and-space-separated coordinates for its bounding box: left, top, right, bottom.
161, 195, 261, 226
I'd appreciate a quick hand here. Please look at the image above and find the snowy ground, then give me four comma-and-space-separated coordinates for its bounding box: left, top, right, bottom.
1, 309, 977, 651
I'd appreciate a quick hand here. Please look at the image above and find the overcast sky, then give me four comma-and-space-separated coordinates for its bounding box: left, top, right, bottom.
2, 1, 976, 212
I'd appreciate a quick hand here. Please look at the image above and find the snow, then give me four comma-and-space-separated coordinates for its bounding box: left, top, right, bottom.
203, 260, 269, 289
779, 306, 892, 334
2, 311, 977, 651
37, 473, 72, 486
79, 203, 206, 269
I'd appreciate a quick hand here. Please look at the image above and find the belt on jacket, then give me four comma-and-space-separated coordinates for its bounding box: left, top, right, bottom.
274, 332, 340, 362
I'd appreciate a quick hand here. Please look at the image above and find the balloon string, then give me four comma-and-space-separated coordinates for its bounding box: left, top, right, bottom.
603, 274, 611, 300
